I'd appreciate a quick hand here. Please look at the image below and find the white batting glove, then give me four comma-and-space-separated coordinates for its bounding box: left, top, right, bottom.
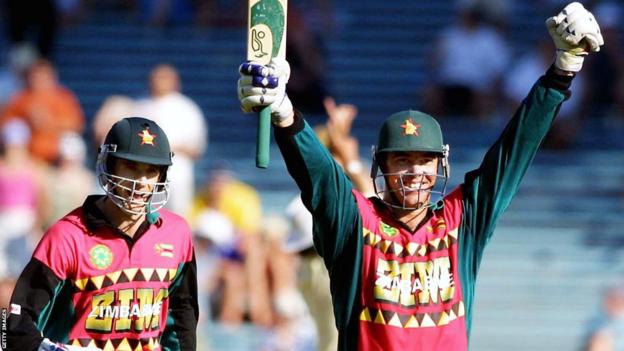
238, 57, 294, 124
38, 338, 103, 351
546, 2, 604, 72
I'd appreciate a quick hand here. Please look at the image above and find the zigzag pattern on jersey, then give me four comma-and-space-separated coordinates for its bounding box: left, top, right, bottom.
360, 301, 465, 329
71, 336, 162, 350
72, 267, 179, 291
363, 224, 458, 257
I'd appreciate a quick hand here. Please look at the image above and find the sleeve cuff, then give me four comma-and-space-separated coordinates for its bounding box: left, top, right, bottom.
540, 65, 574, 98
274, 110, 306, 137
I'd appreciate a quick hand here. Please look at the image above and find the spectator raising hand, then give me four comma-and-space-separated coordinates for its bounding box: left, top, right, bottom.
323, 97, 374, 196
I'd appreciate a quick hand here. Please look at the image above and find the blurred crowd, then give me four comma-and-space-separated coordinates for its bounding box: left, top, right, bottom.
0, 0, 623, 350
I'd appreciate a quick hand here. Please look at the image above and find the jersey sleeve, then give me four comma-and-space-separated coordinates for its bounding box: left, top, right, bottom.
274, 112, 361, 268
6, 223, 78, 351
460, 67, 573, 264
160, 225, 198, 351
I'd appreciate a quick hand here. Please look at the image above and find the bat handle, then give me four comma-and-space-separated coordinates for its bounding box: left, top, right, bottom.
255, 106, 271, 168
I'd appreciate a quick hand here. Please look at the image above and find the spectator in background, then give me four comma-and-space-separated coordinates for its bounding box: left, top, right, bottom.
423, 5, 510, 119
584, 281, 624, 351
285, 8, 329, 116
136, 0, 195, 27
193, 209, 236, 321
0, 59, 84, 165
503, 38, 585, 149
195, 1, 246, 27
192, 167, 272, 327
92, 95, 136, 146
4, 0, 58, 58
42, 132, 96, 227
582, 2, 624, 123
0, 119, 48, 278
455, 0, 512, 30
134, 63, 207, 217
317, 97, 374, 195
0, 44, 38, 111
193, 208, 235, 349
262, 214, 316, 351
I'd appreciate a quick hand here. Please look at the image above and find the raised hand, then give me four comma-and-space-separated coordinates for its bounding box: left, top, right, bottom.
546, 2, 604, 72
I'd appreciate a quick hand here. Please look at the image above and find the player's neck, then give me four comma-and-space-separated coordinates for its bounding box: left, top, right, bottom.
98, 197, 146, 238
392, 206, 430, 232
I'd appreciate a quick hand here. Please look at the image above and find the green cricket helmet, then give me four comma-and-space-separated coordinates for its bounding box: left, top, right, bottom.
96, 117, 173, 216
371, 110, 450, 210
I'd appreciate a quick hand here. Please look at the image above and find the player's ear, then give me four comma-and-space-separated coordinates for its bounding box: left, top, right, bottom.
378, 154, 389, 173
106, 156, 118, 174
157, 166, 168, 183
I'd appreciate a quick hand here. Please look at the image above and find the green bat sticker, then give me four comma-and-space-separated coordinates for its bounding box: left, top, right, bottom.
251, 0, 285, 59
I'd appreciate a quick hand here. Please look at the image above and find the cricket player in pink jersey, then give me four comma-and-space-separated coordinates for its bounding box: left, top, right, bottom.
6, 117, 198, 351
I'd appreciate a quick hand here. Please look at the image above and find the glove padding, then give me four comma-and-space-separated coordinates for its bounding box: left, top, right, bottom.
238, 58, 293, 124
38, 338, 103, 351
546, 2, 604, 72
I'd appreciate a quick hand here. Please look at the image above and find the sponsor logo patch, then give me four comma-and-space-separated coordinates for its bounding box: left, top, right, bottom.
90, 244, 114, 270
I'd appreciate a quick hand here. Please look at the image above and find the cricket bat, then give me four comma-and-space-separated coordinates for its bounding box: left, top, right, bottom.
247, 0, 288, 169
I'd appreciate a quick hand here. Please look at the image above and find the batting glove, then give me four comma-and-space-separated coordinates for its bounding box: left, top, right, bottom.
546, 2, 604, 72
38, 338, 103, 351
238, 57, 294, 124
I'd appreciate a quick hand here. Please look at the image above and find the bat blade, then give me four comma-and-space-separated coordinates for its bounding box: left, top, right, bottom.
247, 0, 287, 168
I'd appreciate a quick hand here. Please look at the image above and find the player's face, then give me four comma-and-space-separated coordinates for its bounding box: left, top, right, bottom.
112, 159, 163, 212
383, 151, 439, 209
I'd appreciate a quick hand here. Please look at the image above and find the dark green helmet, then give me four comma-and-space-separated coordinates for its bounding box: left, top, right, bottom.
371, 110, 450, 210
102, 117, 173, 166
375, 110, 445, 155
97, 117, 173, 218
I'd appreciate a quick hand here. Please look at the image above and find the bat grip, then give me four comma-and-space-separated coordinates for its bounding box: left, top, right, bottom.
255, 106, 271, 168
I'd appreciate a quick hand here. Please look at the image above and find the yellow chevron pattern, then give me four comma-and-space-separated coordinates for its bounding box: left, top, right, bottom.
70, 337, 163, 351
73, 267, 179, 291
362, 226, 459, 257
359, 301, 465, 329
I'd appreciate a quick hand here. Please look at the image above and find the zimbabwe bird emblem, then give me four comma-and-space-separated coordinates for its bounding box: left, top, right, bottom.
401, 118, 421, 136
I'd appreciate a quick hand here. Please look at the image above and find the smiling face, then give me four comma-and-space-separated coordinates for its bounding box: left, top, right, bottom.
381, 151, 440, 210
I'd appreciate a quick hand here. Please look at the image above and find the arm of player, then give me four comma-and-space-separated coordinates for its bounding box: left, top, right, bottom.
273, 112, 361, 264
461, 67, 572, 244
6, 259, 61, 351
460, 2, 603, 256
6, 259, 99, 351
238, 59, 361, 265
160, 253, 199, 351
7, 224, 80, 351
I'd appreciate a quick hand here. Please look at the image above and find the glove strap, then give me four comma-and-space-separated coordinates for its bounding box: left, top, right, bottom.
555, 49, 585, 72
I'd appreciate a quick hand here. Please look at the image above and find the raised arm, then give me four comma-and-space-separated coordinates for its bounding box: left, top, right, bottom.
461, 2, 604, 250
237, 59, 361, 266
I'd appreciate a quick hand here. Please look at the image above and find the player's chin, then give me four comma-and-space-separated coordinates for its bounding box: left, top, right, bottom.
401, 190, 430, 207
123, 198, 149, 211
